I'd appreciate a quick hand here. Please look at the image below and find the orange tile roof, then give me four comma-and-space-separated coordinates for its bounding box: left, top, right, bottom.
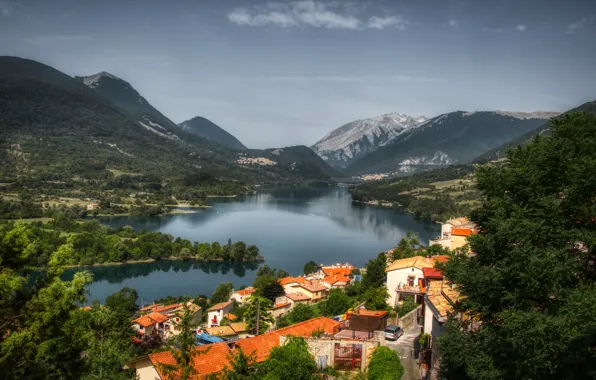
150, 342, 232, 379
279, 276, 307, 286
322, 274, 351, 285
132, 315, 155, 328
426, 280, 461, 318
446, 217, 470, 226
147, 312, 169, 323
285, 292, 311, 301
155, 304, 181, 313
349, 309, 389, 318
225, 313, 238, 321
451, 228, 475, 237
273, 302, 291, 310
322, 267, 353, 276
235, 317, 340, 363
140, 304, 160, 312
79, 306, 92, 311
297, 281, 328, 293
230, 322, 248, 333
205, 326, 237, 337
235, 287, 256, 296
386, 255, 449, 272
423, 267, 443, 279
208, 301, 233, 311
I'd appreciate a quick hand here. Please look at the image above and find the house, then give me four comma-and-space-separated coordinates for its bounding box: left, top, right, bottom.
321, 264, 354, 278
204, 326, 238, 340
279, 276, 307, 292
86, 202, 99, 211
429, 217, 477, 250
126, 317, 341, 379
229, 287, 256, 305
132, 312, 169, 337
224, 313, 238, 322
289, 280, 329, 304
162, 303, 202, 337
276, 292, 311, 308
229, 322, 250, 339
322, 274, 351, 289
271, 301, 292, 320
207, 301, 233, 328
385, 255, 448, 308
342, 309, 389, 339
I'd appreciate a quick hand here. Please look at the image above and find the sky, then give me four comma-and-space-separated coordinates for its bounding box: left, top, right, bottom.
1, 0, 595, 148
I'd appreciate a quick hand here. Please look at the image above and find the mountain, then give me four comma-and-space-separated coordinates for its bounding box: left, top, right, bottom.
474, 101, 596, 163
345, 110, 559, 175
179, 116, 246, 150
0, 56, 338, 186
311, 112, 427, 167
75, 71, 183, 139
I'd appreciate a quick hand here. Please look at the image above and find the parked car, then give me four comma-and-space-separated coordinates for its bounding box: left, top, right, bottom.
384, 325, 403, 341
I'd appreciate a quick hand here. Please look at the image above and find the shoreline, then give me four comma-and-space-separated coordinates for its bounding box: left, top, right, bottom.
64, 256, 265, 269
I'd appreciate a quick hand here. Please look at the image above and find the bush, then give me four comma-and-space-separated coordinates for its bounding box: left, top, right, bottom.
367, 346, 404, 380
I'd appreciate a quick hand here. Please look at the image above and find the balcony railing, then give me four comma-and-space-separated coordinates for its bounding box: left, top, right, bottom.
395, 283, 422, 293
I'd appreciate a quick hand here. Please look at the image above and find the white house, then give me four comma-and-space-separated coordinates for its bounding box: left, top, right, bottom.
385, 256, 448, 308
229, 287, 256, 305
207, 301, 233, 328
132, 312, 169, 338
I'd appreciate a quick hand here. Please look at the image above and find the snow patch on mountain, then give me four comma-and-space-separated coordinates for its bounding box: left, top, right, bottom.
312, 112, 426, 165
139, 121, 179, 140
398, 151, 455, 166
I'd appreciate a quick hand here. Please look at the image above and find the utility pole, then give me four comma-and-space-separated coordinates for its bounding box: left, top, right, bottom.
256, 298, 260, 336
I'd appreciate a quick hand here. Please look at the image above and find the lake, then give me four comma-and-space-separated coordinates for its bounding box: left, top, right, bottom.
63, 187, 439, 304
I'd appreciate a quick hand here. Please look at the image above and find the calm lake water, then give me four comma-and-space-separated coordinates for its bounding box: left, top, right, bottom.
63, 187, 439, 304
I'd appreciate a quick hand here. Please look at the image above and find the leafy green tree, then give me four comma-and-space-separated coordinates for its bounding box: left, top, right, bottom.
259, 336, 317, 380
158, 304, 209, 379
105, 287, 139, 318
362, 252, 386, 290
303, 260, 318, 275
220, 347, 258, 380
254, 276, 284, 303
210, 282, 234, 304
275, 268, 290, 279
277, 303, 317, 328
243, 296, 275, 335
256, 264, 276, 278
391, 232, 420, 260
367, 346, 404, 380
363, 286, 389, 311
319, 289, 352, 316
438, 113, 596, 379
395, 295, 417, 316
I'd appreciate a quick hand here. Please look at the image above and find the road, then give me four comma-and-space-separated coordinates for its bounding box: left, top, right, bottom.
383, 328, 421, 380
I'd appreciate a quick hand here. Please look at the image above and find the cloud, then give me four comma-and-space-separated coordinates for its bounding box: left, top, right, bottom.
447, 20, 458, 27
0, 1, 25, 16
226, 1, 406, 30
24, 35, 93, 44
565, 18, 587, 34
513, 24, 527, 32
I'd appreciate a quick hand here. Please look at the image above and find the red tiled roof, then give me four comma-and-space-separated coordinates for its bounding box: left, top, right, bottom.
273, 302, 291, 310
140, 304, 160, 312
423, 267, 443, 279
279, 276, 307, 286
322, 267, 353, 276
155, 304, 181, 313
297, 281, 328, 293
132, 312, 169, 327
451, 228, 475, 236
150, 342, 232, 379
208, 301, 233, 311
349, 309, 388, 318
236, 317, 340, 363
285, 292, 310, 301
225, 313, 238, 321
322, 274, 351, 285
235, 287, 256, 296
132, 336, 142, 345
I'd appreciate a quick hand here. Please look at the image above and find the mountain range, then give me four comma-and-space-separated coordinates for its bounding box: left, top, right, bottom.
179, 116, 246, 150
311, 112, 427, 167
0, 56, 338, 185
316, 110, 559, 175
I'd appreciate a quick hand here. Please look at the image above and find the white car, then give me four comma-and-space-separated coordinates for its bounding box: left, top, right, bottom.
384, 325, 403, 341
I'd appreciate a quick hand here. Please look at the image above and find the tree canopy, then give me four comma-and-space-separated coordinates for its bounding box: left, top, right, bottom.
438, 113, 596, 379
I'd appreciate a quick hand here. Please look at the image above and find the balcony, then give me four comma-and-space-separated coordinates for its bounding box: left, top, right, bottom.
395, 283, 424, 294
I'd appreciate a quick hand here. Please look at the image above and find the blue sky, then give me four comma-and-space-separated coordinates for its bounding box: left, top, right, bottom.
1, 0, 594, 148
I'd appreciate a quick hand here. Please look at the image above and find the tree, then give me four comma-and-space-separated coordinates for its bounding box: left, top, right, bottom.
438, 113, 596, 379
367, 346, 404, 380
275, 269, 290, 279
363, 286, 389, 311
210, 282, 234, 304
105, 287, 139, 318
391, 232, 421, 261
158, 304, 209, 379
219, 347, 258, 380
303, 260, 318, 275
277, 303, 317, 328
259, 336, 317, 379
319, 289, 352, 316
362, 252, 386, 290
243, 296, 275, 335
256, 264, 276, 278
255, 276, 284, 303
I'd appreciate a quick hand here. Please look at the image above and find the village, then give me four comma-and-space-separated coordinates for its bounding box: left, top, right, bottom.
122, 217, 477, 380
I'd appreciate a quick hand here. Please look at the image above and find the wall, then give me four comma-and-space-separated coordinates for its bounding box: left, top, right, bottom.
450, 235, 469, 250
398, 305, 422, 331
130, 357, 160, 380
208, 305, 232, 327
271, 304, 291, 319
423, 303, 433, 335
386, 267, 424, 308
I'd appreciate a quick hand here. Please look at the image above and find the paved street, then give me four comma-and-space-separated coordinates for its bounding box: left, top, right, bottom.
383, 328, 421, 380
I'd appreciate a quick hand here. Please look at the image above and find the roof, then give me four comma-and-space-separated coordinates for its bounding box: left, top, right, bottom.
322, 266, 353, 276
386, 255, 449, 272
451, 228, 476, 237
155, 304, 181, 313
140, 304, 159, 312
322, 274, 351, 285
225, 313, 238, 321
285, 292, 311, 301
423, 267, 444, 279
446, 217, 470, 226
296, 281, 328, 293
279, 276, 307, 286
235, 317, 340, 363
205, 326, 237, 337
234, 287, 256, 296
149, 342, 231, 379
208, 301, 233, 311
273, 302, 291, 310
132, 312, 169, 327
426, 280, 461, 318
229, 322, 248, 333
349, 309, 389, 318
